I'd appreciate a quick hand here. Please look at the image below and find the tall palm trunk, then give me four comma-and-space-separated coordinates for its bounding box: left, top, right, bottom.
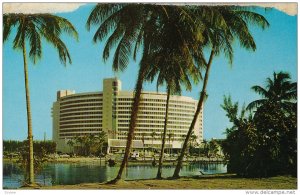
156, 87, 171, 179
173, 50, 215, 178
22, 41, 34, 184
110, 65, 146, 183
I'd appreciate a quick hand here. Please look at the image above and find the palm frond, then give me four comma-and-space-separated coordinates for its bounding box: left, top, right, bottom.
4, 13, 77, 65
41, 31, 72, 65
246, 99, 267, 111
27, 21, 41, 64
133, 25, 144, 61
13, 18, 25, 49
91, 7, 123, 43
112, 32, 131, 72
86, 3, 123, 30
235, 10, 270, 29
102, 24, 124, 61
55, 16, 79, 41
251, 85, 269, 97
3, 14, 19, 43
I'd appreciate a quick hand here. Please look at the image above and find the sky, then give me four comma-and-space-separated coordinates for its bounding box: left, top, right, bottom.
2, 3, 297, 141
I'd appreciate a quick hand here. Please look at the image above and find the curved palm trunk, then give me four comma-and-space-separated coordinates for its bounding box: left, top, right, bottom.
110, 65, 146, 183
22, 41, 34, 184
156, 87, 171, 179
173, 50, 215, 178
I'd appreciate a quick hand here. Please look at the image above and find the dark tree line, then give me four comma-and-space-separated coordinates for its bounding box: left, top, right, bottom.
4, 140, 56, 155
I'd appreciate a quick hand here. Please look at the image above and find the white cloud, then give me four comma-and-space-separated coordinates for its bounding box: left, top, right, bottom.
2, 2, 297, 16
168, 2, 298, 16
186, 2, 297, 16
3, 3, 86, 14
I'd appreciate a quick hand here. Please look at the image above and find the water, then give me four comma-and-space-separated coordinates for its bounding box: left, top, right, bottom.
3, 161, 226, 189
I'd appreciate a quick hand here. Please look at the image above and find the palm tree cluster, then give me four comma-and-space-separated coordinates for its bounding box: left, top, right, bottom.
191, 139, 221, 158
72, 132, 107, 156
3, 3, 270, 184
86, 4, 268, 182
222, 72, 297, 177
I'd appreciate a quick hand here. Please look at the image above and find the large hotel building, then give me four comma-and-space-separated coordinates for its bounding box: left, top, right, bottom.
52, 78, 203, 153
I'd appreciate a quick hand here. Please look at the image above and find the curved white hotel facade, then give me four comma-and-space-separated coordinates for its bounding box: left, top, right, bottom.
52, 78, 203, 153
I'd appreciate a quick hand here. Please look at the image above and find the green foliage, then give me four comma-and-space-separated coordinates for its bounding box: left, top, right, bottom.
96, 131, 108, 156
34, 141, 56, 155
188, 133, 198, 154
3, 140, 24, 153
208, 139, 219, 157
222, 72, 297, 177
67, 139, 75, 154
252, 103, 297, 177
201, 140, 210, 157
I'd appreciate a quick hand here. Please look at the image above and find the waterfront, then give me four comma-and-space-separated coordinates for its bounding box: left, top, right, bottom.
3, 161, 226, 189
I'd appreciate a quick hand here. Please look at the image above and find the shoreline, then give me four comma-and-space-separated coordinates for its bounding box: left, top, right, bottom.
4, 156, 226, 165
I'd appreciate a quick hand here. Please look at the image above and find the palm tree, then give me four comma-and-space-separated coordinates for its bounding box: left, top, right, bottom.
208, 139, 219, 158
97, 131, 107, 155
189, 133, 197, 156
86, 4, 205, 182
86, 134, 96, 156
142, 11, 202, 177
202, 139, 209, 158
3, 13, 78, 185
75, 136, 84, 155
247, 71, 297, 112
86, 4, 152, 183
145, 61, 200, 178
96, 131, 107, 165
168, 132, 175, 154
173, 6, 269, 178
141, 3, 205, 179
67, 139, 74, 154
151, 131, 157, 154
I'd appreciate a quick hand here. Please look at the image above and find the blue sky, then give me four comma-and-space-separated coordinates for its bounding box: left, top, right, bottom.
3, 3, 297, 141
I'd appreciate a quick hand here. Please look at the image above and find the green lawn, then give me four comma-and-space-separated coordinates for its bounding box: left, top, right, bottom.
36, 174, 296, 190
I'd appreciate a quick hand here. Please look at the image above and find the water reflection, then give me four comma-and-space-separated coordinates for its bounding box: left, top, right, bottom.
3, 162, 226, 189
